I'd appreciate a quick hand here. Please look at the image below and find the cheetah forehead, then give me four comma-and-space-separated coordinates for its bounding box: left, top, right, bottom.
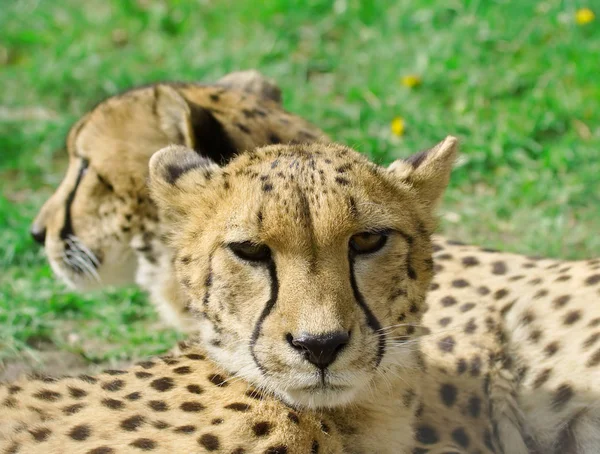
209, 144, 417, 244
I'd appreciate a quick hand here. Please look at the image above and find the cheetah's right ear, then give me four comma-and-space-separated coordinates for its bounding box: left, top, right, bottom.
387, 135, 458, 209
149, 145, 220, 221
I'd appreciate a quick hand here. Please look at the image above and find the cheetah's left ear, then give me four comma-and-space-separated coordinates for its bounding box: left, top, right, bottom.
148, 145, 220, 221
387, 136, 458, 208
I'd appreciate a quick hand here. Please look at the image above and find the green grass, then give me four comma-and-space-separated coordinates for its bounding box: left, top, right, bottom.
1, 0, 599, 368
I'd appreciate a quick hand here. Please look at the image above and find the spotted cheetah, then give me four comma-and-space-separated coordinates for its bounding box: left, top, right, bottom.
30, 70, 328, 331
7, 138, 599, 453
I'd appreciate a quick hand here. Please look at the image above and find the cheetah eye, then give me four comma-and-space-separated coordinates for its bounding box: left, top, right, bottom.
228, 241, 272, 262
349, 232, 388, 255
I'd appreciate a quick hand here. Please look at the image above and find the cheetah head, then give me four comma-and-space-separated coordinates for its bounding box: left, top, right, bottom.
29, 85, 201, 289
149, 138, 457, 408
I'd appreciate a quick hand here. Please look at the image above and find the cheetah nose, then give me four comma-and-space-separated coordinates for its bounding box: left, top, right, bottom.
30, 224, 47, 245
287, 331, 350, 369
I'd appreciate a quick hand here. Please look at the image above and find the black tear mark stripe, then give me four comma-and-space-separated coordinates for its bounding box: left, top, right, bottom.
250, 261, 280, 374
60, 159, 89, 240
187, 101, 240, 165
348, 251, 385, 366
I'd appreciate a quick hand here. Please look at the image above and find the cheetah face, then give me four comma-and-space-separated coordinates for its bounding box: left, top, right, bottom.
150, 138, 457, 409
30, 86, 205, 290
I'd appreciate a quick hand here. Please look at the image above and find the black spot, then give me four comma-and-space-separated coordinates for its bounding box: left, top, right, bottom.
33, 390, 61, 402
88, 447, 114, 454
585, 274, 600, 285
553, 295, 571, 308
29, 427, 51, 442
121, 415, 146, 431
451, 279, 469, 288
135, 371, 152, 379
467, 395, 481, 417
150, 377, 175, 392
494, 288, 509, 300
529, 329, 543, 343
62, 403, 86, 415
438, 336, 455, 353
464, 318, 477, 334
552, 384, 574, 410
68, 424, 91, 441
451, 428, 470, 448
124, 392, 141, 401
262, 183, 274, 192
287, 412, 300, 424
253, 421, 273, 436
225, 402, 252, 412
208, 374, 228, 387
138, 361, 156, 369
211, 418, 223, 425
198, 433, 220, 451
461, 256, 479, 267
533, 368, 552, 388
180, 401, 205, 412
68, 387, 87, 399
415, 425, 439, 444
104, 369, 127, 376
470, 356, 482, 376
492, 261, 507, 275
439, 317, 452, 327
545, 342, 560, 356
153, 421, 169, 430
439, 383, 457, 407
186, 353, 205, 360
148, 400, 168, 412
335, 176, 350, 186
477, 286, 490, 295
101, 398, 124, 410
583, 333, 600, 349
174, 425, 196, 434
130, 438, 156, 450
460, 303, 475, 312
587, 348, 600, 367
441, 296, 457, 307
101, 379, 125, 392
563, 310, 581, 325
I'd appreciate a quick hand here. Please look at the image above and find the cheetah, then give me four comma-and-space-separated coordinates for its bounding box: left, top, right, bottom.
8, 137, 599, 453
29, 70, 328, 331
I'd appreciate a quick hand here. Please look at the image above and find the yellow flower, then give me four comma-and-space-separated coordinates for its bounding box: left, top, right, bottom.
391, 117, 405, 136
400, 74, 422, 88
575, 8, 595, 25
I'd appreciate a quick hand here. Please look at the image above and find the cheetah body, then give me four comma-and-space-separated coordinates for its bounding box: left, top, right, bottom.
9, 138, 600, 454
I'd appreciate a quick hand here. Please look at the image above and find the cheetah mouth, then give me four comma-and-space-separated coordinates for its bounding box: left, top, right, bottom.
299, 384, 349, 392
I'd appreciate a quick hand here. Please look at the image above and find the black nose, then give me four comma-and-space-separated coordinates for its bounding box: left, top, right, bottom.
288, 331, 350, 369
30, 225, 47, 245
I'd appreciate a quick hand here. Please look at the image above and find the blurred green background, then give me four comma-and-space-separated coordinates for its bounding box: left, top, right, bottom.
1, 0, 598, 371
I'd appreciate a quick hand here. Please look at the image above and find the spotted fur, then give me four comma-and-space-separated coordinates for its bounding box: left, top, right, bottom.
13, 136, 600, 453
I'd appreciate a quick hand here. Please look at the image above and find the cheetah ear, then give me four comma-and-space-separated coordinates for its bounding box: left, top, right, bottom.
387, 136, 458, 208
148, 145, 219, 220
216, 69, 282, 104
153, 85, 195, 148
